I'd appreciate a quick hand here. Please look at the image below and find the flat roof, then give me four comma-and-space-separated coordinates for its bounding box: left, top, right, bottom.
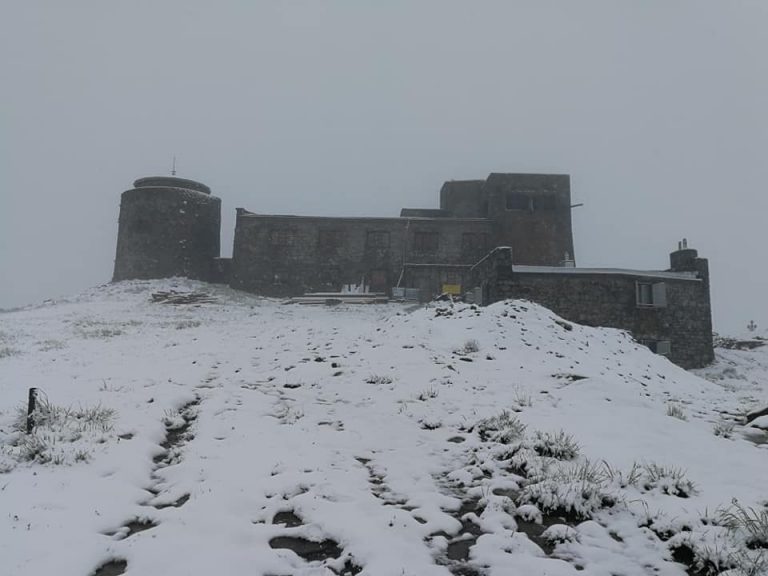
512, 265, 700, 281
236, 212, 490, 223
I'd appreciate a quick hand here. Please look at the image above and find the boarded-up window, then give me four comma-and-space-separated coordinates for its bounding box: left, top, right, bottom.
269, 229, 294, 246
413, 231, 439, 253
366, 230, 390, 250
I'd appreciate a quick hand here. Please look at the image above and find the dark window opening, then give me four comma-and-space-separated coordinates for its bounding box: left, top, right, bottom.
318, 229, 343, 253
366, 230, 390, 250
636, 282, 667, 308
637, 283, 653, 306
413, 231, 439, 253
506, 192, 531, 211
533, 195, 557, 211
641, 340, 672, 356
369, 269, 388, 291
461, 233, 477, 253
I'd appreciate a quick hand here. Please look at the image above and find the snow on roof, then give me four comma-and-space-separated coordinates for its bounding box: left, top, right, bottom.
512, 265, 700, 281
236, 212, 490, 223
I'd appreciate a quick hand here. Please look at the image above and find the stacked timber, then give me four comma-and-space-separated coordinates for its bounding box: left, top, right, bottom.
289, 292, 389, 305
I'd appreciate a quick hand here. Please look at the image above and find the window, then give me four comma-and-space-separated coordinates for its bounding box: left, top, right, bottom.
269, 229, 294, 246
533, 195, 557, 211
318, 229, 343, 253
636, 281, 667, 308
366, 230, 390, 250
656, 341, 672, 356
368, 269, 387, 291
413, 231, 439, 253
461, 233, 477, 252
506, 191, 531, 211
641, 340, 672, 356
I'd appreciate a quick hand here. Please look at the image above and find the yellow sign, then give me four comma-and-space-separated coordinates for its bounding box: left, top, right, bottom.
442, 284, 462, 295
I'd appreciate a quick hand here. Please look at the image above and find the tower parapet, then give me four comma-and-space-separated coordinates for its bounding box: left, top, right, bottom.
133, 176, 212, 195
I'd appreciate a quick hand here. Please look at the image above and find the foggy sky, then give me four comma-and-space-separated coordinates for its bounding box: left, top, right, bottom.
2, 1, 766, 334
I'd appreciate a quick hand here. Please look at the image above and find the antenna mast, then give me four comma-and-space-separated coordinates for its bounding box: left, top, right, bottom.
171, 155, 177, 176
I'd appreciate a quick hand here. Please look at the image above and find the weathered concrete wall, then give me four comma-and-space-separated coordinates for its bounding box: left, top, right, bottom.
484, 173, 575, 266
438, 174, 575, 266
440, 180, 488, 217
226, 172, 576, 297
113, 180, 221, 282
400, 264, 474, 300
471, 248, 714, 369
230, 212, 492, 297
399, 208, 452, 218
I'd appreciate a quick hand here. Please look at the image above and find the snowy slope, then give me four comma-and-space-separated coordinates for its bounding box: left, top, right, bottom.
0, 280, 766, 576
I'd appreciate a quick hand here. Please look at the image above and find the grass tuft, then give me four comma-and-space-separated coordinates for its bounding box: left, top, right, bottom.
365, 375, 393, 385
476, 410, 527, 444
531, 430, 580, 460
713, 420, 736, 439
666, 402, 688, 421
4, 394, 116, 467
641, 462, 697, 498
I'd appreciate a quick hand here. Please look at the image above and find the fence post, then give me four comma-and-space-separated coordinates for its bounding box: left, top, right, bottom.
26, 388, 38, 433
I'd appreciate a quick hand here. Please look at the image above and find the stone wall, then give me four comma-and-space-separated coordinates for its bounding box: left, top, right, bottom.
439, 180, 488, 217
113, 182, 221, 282
230, 211, 492, 297
483, 173, 574, 266
471, 248, 714, 369
438, 174, 575, 266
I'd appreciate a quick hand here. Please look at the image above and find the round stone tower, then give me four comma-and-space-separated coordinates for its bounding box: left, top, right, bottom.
113, 176, 221, 282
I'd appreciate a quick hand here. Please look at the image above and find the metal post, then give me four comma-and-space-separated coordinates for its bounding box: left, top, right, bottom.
26, 388, 38, 433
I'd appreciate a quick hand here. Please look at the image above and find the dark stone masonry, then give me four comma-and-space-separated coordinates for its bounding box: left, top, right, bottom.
113, 177, 220, 282
470, 247, 714, 369
112, 172, 714, 368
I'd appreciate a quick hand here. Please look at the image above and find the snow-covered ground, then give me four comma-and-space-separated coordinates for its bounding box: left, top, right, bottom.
1, 280, 766, 576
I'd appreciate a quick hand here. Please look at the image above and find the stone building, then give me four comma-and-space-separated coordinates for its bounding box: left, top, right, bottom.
230, 173, 574, 297
469, 245, 714, 369
113, 176, 221, 282
112, 172, 714, 368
